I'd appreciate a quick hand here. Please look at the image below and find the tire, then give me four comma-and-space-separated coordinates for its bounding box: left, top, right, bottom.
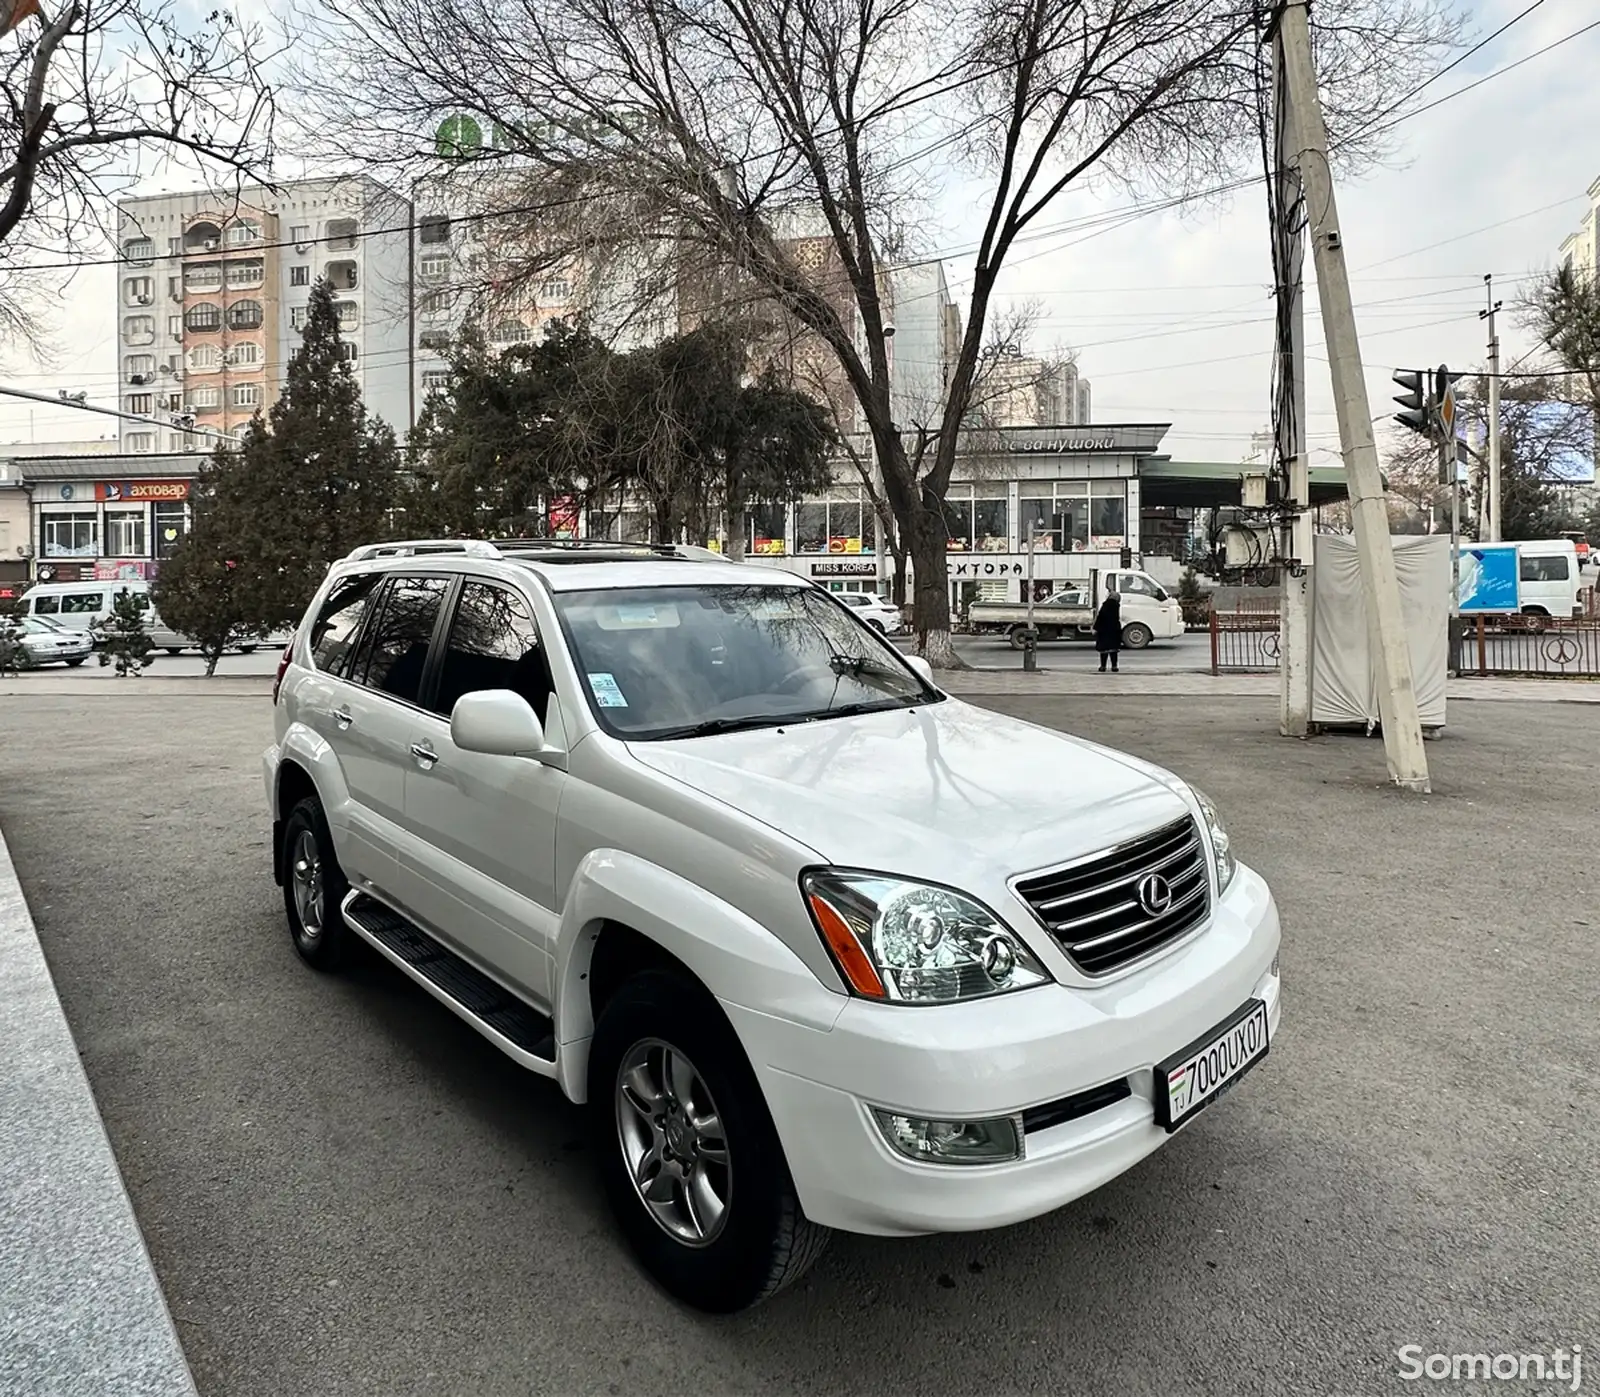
165, 647, 182, 655
279, 796, 356, 970
867, 618, 885, 634
64, 657, 86, 667
589, 970, 830, 1313
1008, 625, 1029, 651
1122, 621, 1154, 650
1521, 607, 1548, 634
238, 644, 258, 654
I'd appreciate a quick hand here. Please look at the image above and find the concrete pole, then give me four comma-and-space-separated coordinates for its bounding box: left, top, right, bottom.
1278, 0, 1430, 790
1482, 276, 1503, 542
1274, 28, 1313, 737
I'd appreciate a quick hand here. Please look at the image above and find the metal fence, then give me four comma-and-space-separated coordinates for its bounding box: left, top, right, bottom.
1210, 610, 1281, 674
1456, 616, 1600, 679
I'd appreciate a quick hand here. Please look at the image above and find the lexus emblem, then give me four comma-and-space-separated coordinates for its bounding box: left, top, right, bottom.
1137, 873, 1174, 916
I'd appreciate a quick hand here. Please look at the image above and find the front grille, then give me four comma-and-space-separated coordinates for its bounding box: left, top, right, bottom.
1014, 816, 1210, 975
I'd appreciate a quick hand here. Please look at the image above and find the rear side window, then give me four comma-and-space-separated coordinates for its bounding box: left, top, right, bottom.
60, 592, 104, 614
309, 573, 382, 677
31, 594, 58, 614
356, 575, 450, 705
1520, 555, 1570, 582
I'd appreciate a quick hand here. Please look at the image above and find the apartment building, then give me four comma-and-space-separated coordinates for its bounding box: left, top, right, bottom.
116, 176, 412, 451
1559, 174, 1600, 279
979, 351, 1093, 428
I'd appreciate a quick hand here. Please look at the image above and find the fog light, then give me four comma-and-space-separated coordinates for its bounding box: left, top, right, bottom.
871, 1109, 1023, 1165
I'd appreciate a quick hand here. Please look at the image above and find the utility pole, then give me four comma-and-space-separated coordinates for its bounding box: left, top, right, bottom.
1269, 23, 1312, 738
1436, 366, 1460, 672
1278, 0, 1430, 791
1481, 275, 1503, 542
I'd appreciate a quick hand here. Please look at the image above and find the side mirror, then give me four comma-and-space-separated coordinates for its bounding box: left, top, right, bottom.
904, 655, 934, 684
450, 689, 546, 758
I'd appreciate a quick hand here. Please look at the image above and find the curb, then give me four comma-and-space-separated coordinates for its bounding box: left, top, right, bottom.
0, 826, 199, 1397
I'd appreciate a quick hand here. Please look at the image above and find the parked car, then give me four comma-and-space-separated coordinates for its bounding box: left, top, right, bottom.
89, 612, 261, 655
831, 588, 904, 634
17, 578, 152, 633
264, 538, 1282, 1313
12, 615, 93, 667
968, 568, 1185, 650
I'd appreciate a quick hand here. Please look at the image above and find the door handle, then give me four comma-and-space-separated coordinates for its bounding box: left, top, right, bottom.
333, 705, 354, 730
409, 741, 438, 768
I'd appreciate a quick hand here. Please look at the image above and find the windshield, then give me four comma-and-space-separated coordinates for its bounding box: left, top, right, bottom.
553, 583, 939, 740
23, 616, 64, 634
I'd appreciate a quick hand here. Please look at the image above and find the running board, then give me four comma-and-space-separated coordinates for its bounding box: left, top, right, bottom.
341, 891, 558, 1077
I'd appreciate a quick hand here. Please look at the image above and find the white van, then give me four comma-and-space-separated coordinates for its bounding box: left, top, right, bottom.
20, 579, 152, 633
1516, 539, 1582, 622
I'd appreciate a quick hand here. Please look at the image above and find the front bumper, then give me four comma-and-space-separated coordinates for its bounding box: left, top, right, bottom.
725, 864, 1281, 1236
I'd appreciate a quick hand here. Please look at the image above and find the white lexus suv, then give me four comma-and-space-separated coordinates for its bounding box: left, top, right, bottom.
264, 538, 1281, 1312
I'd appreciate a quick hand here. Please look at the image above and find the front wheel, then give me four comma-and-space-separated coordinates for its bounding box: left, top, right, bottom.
238, 644, 258, 654
64, 657, 87, 667
590, 970, 830, 1312
1122, 621, 1154, 650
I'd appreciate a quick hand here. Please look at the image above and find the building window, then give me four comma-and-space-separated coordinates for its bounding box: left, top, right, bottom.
795, 489, 867, 554
228, 341, 261, 367
232, 383, 263, 408
225, 260, 264, 288
42, 512, 99, 558
941, 485, 1009, 553
105, 509, 148, 558
538, 277, 572, 302
167, 276, 182, 302
226, 219, 261, 245
126, 392, 153, 415
418, 330, 450, 351
747, 502, 788, 555
227, 299, 264, 330
290, 265, 310, 286
492, 319, 531, 345
422, 369, 450, 390
1018, 480, 1126, 553
187, 343, 221, 373
167, 236, 182, 257
185, 302, 222, 332
184, 263, 222, 292
339, 343, 358, 363
188, 385, 222, 410
419, 253, 450, 279
123, 315, 155, 344
154, 501, 188, 558
419, 215, 450, 245
290, 224, 310, 247
419, 290, 450, 316
327, 217, 358, 251
124, 354, 155, 381
333, 300, 358, 330
123, 238, 154, 266
124, 276, 154, 305
168, 315, 183, 339
290, 306, 308, 331
126, 432, 156, 453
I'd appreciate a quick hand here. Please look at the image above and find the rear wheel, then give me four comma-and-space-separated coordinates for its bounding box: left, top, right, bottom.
64, 657, 86, 667
867, 618, 885, 634
279, 796, 355, 970
165, 647, 183, 655
589, 970, 830, 1312
238, 644, 258, 654
1122, 621, 1154, 649
1008, 625, 1029, 651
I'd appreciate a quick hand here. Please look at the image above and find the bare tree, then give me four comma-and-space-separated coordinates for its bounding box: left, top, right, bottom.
0, 0, 274, 344
1521, 262, 1600, 410
302, 0, 1455, 664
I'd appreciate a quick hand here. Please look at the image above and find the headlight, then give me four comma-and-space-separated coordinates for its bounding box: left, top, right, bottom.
802, 871, 1049, 1003
1191, 787, 1237, 892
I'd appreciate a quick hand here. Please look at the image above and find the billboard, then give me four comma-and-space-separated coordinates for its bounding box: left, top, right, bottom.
1456, 542, 1519, 614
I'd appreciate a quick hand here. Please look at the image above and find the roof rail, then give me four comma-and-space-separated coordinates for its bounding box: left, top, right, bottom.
342, 539, 504, 562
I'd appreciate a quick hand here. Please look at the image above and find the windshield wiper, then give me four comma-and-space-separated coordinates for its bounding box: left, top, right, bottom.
796, 697, 918, 722
645, 714, 792, 741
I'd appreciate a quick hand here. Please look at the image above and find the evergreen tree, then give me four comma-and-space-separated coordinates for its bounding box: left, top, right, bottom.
243, 278, 401, 625
96, 591, 154, 677
153, 442, 273, 675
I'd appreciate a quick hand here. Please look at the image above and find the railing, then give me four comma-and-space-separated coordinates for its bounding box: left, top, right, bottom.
1210, 609, 1281, 674
1456, 615, 1600, 679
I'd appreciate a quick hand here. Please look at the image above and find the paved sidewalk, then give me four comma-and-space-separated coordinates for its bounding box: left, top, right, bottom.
0, 827, 197, 1396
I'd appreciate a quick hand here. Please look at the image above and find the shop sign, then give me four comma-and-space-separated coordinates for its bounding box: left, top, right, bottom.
826, 536, 863, 554
96, 480, 190, 502
752, 538, 786, 555
33, 563, 87, 583
947, 557, 1027, 577
93, 560, 154, 581
1005, 436, 1119, 453
810, 561, 876, 577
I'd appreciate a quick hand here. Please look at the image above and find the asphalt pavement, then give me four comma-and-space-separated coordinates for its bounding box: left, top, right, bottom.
1, 693, 1596, 1397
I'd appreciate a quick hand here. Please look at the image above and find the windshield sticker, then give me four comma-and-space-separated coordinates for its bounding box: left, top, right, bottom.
587, 672, 629, 708
595, 603, 681, 631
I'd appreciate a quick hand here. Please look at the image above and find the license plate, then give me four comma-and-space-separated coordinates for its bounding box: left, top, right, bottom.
1153, 999, 1269, 1132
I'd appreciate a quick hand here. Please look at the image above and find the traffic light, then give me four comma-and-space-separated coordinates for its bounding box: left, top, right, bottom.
1393, 368, 1432, 437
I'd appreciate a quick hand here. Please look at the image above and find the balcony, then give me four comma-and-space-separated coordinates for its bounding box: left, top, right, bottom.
183, 221, 223, 254
326, 218, 358, 252
324, 259, 358, 291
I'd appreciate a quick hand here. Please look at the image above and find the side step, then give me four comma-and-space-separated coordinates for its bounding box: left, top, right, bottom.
341, 891, 557, 1076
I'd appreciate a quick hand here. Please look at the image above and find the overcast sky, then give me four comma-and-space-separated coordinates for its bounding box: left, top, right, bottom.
2, 0, 1596, 475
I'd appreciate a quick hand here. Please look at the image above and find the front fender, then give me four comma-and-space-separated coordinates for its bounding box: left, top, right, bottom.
552, 849, 846, 1102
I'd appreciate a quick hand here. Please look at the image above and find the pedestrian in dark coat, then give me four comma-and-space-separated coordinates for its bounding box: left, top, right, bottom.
1094, 591, 1122, 672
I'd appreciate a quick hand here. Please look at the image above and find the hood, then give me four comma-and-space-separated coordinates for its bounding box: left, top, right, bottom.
626, 698, 1192, 897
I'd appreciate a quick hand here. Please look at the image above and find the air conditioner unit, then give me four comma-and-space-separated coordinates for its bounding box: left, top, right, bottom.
203, 239, 219, 250
135, 295, 152, 306
129, 373, 150, 385
16, 544, 34, 559
295, 243, 310, 253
